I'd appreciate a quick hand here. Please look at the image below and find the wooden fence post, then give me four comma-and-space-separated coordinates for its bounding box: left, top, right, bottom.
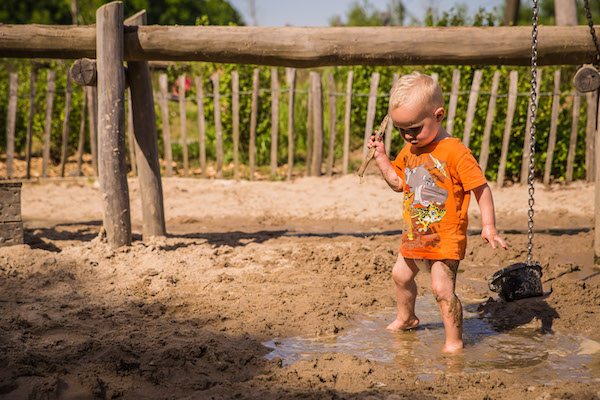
343, 70, 353, 174
158, 74, 172, 177
385, 73, 399, 156
86, 86, 99, 177
497, 70, 518, 186
25, 68, 37, 179
179, 75, 189, 177
249, 68, 259, 180
521, 69, 542, 185
125, 9, 166, 238
232, 71, 240, 180
462, 69, 482, 148
326, 72, 336, 176
42, 70, 56, 178
96, 1, 131, 248
586, 90, 598, 183
60, 69, 72, 177
446, 69, 460, 136
306, 74, 313, 176
126, 92, 137, 176
543, 69, 561, 185
311, 71, 324, 176
211, 73, 223, 178
286, 68, 296, 180
6, 74, 18, 179
271, 68, 279, 178
479, 71, 500, 174
76, 87, 87, 176
595, 99, 600, 261
363, 72, 380, 158
566, 91, 581, 183
195, 75, 207, 178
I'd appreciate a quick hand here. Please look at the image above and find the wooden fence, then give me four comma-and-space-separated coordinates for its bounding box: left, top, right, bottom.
4, 65, 596, 185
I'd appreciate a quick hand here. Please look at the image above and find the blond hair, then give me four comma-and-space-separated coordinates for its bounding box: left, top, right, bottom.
389, 72, 444, 114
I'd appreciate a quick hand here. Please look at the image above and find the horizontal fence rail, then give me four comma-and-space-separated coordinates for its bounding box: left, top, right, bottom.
1, 25, 599, 66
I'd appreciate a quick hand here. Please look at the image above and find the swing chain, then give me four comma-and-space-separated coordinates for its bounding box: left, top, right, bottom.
584, 0, 600, 66
527, 0, 539, 264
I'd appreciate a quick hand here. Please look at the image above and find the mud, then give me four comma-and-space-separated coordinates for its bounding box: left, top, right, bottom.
0, 173, 599, 399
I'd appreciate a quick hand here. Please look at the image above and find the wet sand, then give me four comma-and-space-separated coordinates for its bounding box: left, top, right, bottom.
1, 173, 599, 399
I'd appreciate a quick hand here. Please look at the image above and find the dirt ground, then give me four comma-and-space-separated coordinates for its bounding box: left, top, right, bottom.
1, 168, 600, 399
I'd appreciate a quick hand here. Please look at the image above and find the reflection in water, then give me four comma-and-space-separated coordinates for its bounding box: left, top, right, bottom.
263, 295, 599, 383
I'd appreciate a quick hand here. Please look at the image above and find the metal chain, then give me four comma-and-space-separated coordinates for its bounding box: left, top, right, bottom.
527, 0, 539, 264
584, 0, 600, 66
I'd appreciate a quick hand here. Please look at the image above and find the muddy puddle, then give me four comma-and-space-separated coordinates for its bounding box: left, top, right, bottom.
264, 295, 600, 383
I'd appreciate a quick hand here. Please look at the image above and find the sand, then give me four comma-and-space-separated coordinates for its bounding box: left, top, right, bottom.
1, 172, 599, 399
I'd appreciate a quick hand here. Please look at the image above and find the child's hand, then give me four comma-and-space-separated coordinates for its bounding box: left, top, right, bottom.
367, 135, 386, 159
481, 224, 507, 249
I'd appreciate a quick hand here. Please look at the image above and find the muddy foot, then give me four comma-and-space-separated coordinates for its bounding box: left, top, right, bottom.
386, 317, 420, 331
442, 341, 464, 353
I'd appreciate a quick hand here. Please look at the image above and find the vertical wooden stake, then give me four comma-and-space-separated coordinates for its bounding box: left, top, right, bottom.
270, 68, 279, 178
87, 86, 99, 177
60, 69, 73, 177
363, 72, 380, 158
158, 74, 173, 177
586, 90, 598, 183
446, 69, 460, 136
543, 70, 561, 185
125, 9, 166, 238
96, 1, 131, 248
212, 73, 223, 178
566, 91, 581, 183
232, 70, 240, 180
326, 72, 336, 176
479, 71, 500, 175
126, 92, 137, 176
431, 72, 439, 82
521, 69, 542, 185
385, 72, 399, 156
42, 70, 56, 178
179, 75, 189, 177
76, 87, 87, 176
306, 74, 313, 176
286, 68, 296, 180
497, 70, 518, 187
5, 74, 18, 179
249, 68, 259, 181
343, 70, 353, 175
25, 68, 37, 180
311, 71, 324, 176
195, 75, 206, 178
462, 69, 482, 148
594, 96, 600, 261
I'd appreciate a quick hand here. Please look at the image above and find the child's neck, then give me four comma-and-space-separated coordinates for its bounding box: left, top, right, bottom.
432, 127, 450, 143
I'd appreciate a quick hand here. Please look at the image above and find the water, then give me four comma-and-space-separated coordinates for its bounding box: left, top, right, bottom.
263, 295, 600, 383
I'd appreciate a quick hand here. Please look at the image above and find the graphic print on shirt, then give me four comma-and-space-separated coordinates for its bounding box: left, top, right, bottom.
403, 155, 449, 244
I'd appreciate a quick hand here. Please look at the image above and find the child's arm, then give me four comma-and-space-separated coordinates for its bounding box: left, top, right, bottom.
367, 135, 403, 192
472, 183, 507, 249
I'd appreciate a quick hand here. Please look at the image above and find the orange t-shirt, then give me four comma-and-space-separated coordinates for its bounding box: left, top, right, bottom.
391, 137, 488, 260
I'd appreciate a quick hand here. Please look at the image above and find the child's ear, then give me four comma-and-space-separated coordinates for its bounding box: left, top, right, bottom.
434, 107, 445, 122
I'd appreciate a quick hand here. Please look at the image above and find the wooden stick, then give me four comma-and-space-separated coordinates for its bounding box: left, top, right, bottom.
357, 114, 390, 177
520, 69, 542, 185
566, 91, 581, 183
363, 72, 380, 158
497, 70, 518, 187
158, 74, 172, 177
212, 73, 223, 178
270, 68, 279, 178
249, 68, 259, 180
479, 70, 500, 174
543, 69, 561, 185
96, 1, 131, 248
25, 68, 37, 180
87, 85, 98, 176
232, 71, 240, 180
42, 70, 56, 178
326, 72, 336, 177
126, 91, 137, 176
5, 73, 18, 179
311, 71, 324, 176
286, 67, 296, 180
586, 90, 598, 183
179, 75, 189, 177
60, 68, 72, 177
76, 87, 87, 176
343, 70, 353, 175
462, 69, 482, 148
195, 75, 206, 178
446, 69, 460, 136
306, 73, 313, 176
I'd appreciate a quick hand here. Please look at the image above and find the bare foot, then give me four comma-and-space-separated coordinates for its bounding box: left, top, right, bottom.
442, 341, 463, 353
386, 317, 420, 331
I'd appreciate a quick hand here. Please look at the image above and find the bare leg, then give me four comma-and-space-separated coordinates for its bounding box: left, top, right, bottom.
387, 256, 420, 330
430, 259, 463, 353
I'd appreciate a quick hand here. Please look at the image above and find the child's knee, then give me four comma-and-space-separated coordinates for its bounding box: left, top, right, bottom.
431, 282, 455, 303
391, 257, 418, 286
